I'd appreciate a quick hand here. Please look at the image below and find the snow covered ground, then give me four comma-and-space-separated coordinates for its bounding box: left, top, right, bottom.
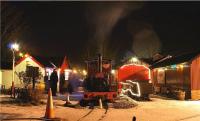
0, 94, 200, 121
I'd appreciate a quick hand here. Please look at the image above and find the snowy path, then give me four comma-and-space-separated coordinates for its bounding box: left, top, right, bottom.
1, 95, 200, 121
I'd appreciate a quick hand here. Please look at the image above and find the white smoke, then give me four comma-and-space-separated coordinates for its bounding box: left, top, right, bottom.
86, 2, 143, 56
131, 22, 162, 58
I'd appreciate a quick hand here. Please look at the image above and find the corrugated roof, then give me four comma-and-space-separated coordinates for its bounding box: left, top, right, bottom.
150, 50, 200, 69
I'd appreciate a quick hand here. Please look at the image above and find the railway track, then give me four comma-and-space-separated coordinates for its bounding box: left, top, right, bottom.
97, 106, 108, 121
77, 108, 95, 121
77, 102, 109, 121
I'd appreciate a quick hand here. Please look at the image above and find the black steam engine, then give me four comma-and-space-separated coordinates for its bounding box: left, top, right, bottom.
80, 54, 117, 106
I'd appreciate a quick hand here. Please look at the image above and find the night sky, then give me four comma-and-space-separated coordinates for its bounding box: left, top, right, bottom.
1, 1, 200, 66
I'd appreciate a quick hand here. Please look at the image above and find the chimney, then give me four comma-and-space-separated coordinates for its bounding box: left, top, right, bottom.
98, 53, 102, 73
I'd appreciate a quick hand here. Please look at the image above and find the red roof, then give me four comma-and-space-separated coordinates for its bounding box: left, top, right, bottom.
60, 56, 69, 74
15, 53, 45, 68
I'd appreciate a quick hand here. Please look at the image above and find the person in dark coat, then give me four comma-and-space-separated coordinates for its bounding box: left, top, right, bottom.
59, 73, 65, 93
50, 69, 58, 96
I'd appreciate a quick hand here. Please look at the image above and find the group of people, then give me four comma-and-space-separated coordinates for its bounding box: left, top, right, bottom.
46, 69, 73, 104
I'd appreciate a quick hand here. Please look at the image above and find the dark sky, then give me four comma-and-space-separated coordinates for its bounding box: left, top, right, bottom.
1, 1, 200, 66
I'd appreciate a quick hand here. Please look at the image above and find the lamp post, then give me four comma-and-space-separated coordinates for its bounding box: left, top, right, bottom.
10, 43, 19, 88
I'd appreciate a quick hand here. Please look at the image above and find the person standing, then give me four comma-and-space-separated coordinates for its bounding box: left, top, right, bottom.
60, 72, 73, 106
59, 73, 65, 94
50, 69, 58, 96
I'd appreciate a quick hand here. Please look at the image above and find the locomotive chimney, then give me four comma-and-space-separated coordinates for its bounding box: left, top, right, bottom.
98, 53, 102, 73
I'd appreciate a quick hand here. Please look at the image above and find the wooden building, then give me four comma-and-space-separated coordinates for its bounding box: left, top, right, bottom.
1, 54, 69, 91
151, 51, 200, 100
0, 54, 46, 89
0, 62, 12, 89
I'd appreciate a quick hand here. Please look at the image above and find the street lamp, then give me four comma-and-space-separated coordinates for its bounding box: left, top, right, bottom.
10, 43, 19, 87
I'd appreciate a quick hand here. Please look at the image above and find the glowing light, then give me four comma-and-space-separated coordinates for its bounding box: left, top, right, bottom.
11, 43, 19, 51
179, 64, 184, 68
24, 54, 29, 57
83, 70, 87, 76
62, 69, 72, 80
46, 68, 53, 80
64, 69, 70, 80
25, 57, 32, 62
73, 69, 77, 74
57, 68, 61, 82
19, 52, 23, 57
171, 64, 177, 69
111, 69, 115, 74
158, 68, 165, 72
46, 68, 52, 73
65, 69, 71, 72
120, 80, 141, 97
130, 57, 138, 63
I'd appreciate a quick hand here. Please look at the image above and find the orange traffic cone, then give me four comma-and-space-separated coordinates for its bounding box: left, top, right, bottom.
45, 88, 55, 119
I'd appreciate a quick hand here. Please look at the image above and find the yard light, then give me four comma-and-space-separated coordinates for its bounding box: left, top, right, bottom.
73, 69, 77, 74
130, 57, 138, 63
111, 69, 115, 74
83, 70, 87, 76
24, 54, 29, 57
19, 52, 23, 57
179, 64, 184, 68
11, 43, 19, 51
10, 43, 19, 91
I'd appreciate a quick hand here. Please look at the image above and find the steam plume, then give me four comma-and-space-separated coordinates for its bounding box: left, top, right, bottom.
129, 21, 162, 58
86, 2, 143, 57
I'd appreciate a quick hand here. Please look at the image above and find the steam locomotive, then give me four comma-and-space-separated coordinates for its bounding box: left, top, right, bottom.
80, 54, 153, 106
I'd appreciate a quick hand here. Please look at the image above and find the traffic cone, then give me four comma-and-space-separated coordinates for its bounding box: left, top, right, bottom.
99, 98, 103, 109
45, 88, 55, 119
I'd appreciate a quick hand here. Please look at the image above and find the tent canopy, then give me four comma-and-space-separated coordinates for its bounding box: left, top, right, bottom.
118, 64, 150, 82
